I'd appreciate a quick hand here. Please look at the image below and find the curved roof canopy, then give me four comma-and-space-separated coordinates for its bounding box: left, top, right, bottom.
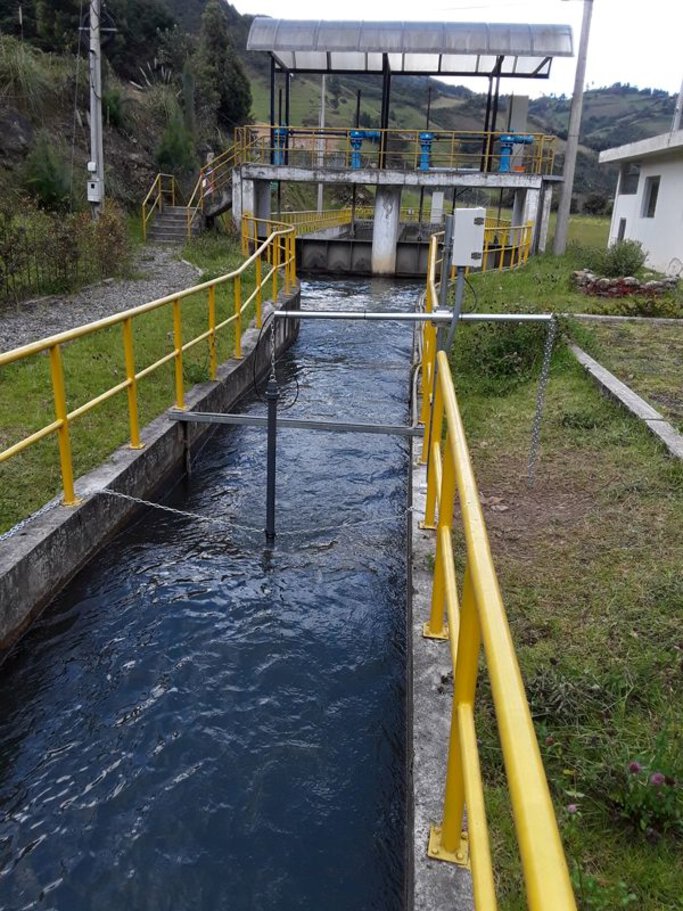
247, 18, 573, 78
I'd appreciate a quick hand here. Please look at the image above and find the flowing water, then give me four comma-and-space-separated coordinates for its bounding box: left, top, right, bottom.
0, 279, 418, 911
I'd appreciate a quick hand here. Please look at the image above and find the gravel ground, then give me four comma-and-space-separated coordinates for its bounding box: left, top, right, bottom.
0, 246, 201, 354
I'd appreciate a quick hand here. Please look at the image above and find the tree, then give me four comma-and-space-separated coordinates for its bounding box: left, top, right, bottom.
192, 0, 251, 135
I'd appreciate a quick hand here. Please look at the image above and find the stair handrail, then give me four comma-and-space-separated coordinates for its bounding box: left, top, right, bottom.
141, 173, 179, 242
186, 144, 242, 238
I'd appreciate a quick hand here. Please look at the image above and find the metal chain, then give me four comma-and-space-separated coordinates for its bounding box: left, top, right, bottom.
0, 499, 60, 545
269, 319, 277, 380
99, 488, 412, 539
527, 315, 557, 486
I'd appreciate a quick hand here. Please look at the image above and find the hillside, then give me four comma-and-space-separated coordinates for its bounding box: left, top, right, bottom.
0, 0, 678, 212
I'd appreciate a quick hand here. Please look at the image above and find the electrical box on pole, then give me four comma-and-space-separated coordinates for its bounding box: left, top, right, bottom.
452, 207, 486, 267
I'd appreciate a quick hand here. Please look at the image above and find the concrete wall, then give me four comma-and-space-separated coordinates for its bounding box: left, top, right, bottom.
371, 187, 402, 274
608, 155, 683, 275
0, 291, 301, 654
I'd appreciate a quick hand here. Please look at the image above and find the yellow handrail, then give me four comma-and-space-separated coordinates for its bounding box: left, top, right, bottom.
0, 226, 296, 507
234, 125, 557, 175
420, 349, 576, 910
141, 173, 179, 242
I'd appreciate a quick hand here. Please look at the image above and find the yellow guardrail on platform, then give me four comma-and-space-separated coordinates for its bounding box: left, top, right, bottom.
235, 124, 556, 176
0, 227, 296, 507
418, 232, 576, 909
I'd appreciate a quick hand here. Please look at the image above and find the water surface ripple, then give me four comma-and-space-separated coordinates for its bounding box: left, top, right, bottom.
0, 279, 417, 910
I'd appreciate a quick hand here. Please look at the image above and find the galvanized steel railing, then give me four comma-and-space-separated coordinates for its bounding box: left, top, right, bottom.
418, 234, 576, 909
0, 227, 296, 507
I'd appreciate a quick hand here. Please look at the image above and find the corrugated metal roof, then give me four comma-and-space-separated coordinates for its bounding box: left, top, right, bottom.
247, 19, 573, 77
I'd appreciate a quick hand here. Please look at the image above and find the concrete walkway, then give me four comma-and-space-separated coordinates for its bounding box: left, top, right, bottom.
410, 445, 474, 911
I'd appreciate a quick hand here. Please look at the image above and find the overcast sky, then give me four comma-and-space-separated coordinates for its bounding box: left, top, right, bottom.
230, 0, 683, 100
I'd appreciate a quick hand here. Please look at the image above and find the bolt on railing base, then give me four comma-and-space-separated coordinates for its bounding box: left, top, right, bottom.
422, 621, 449, 641
427, 826, 470, 868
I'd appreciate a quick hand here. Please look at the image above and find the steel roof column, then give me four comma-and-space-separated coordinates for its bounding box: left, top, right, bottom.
379, 54, 391, 169
269, 55, 276, 164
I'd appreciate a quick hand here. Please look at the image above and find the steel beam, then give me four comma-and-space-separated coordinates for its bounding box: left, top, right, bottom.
170, 411, 422, 437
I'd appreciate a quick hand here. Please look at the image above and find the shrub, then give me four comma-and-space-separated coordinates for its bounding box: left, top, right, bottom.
156, 112, 197, 175
452, 318, 549, 394
582, 240, 648, 278
103, 84, 128, 130
22, 131, 71, 211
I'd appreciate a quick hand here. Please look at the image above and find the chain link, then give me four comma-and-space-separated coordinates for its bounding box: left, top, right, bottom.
99, 488, 412, 540
527, 315, 557, 485
0, 499, 60, 545
269, 319, 277, 380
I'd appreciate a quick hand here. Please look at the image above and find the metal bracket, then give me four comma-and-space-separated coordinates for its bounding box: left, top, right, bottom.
427, 826, 470, 867
422, 621, 449, 641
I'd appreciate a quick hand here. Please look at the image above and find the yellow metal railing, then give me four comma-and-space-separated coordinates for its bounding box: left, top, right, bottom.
240, 215, 297, 295
419, 350, 576, 910
235, 125, 556, 176
141, 173, 179, 241
0, 227, 296, 507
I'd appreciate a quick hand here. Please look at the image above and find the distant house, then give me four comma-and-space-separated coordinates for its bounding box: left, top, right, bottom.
599, 130, 683, 276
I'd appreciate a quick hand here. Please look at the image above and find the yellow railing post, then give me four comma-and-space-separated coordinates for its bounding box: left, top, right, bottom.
428, 565, 481, 865
272, 236, 279, 301
234, 275, 242, 359
255, 255, 263, 328
424, 438, 456, 640
284, 234, 291, 294
48, 344, 77, 506
208, 285, 217, 379
122, 318, 143, 449
422, 377, 444, 524
172, 298, 185, 410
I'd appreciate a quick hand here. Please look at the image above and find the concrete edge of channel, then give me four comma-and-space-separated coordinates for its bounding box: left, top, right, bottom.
569, 343, 683, 460
410, 440, 474, 910
0, 290, 301, 653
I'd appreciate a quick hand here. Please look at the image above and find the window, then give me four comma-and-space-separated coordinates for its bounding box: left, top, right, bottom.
617, 218, 627, 241
619, 163, 640, 195
641, 176, 660, 218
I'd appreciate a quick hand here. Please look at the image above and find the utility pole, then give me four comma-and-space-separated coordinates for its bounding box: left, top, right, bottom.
553, 0, 593, 255
672, 77, 683, 132
87, 0, 105, 218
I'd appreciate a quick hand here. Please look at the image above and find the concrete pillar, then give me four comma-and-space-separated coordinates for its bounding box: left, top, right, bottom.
511, 188, 527, 249
254, 180, 271, 224
537, 184, 553, 253
233, 173, 254, 227
371, 186, 402, 275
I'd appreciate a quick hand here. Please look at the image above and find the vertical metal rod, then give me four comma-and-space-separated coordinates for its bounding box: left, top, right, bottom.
445, 267, 466, 353
255, 255, 263, 328
265, 377, 279, 544
269, 56, 276, 164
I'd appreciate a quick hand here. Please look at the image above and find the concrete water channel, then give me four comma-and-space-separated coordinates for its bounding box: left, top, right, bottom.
0, 278, 420, 909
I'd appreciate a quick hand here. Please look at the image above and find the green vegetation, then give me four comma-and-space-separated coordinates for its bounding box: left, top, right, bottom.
580, 239, 648, 278
577, 321, 683, 432
0, 199, 132, 303
445, 246, 682, 910
0, 231, 255, 534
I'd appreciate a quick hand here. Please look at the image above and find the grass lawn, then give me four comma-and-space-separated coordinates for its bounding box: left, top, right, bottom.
0, 233, 257, 535
574, 320, 683, 433
445, 287, 682, 909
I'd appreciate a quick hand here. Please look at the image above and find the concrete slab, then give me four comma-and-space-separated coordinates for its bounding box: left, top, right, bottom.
410, 448, 474, 911
569, 343, 683, 460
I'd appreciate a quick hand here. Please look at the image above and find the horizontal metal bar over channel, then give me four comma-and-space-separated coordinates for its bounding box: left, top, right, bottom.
170, 411, 422, 437
271, 310, 554, 323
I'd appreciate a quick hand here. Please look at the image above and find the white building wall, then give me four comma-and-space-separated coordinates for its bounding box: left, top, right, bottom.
608, 156, 683, 275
